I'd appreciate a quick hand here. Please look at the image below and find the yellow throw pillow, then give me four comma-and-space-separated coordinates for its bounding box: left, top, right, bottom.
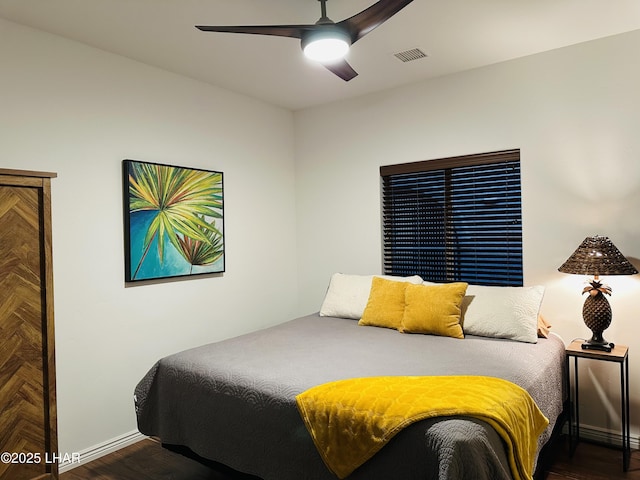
400, 282, 468, 338
359, 277, 409, 330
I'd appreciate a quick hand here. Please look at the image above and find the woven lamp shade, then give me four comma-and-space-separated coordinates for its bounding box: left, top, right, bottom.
558, 235, 638, 276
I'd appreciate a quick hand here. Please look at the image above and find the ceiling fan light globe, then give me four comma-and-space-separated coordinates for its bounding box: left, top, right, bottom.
303, 37, 350, 62
301, 26, 351, 63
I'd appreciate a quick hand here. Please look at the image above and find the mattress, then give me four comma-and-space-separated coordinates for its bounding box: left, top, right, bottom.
134, 313, 566, 480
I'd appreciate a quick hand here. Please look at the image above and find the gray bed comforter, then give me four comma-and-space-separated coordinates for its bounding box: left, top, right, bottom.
135, 314, 566, 480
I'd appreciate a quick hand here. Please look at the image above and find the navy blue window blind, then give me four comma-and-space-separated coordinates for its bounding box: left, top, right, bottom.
380, 149, 523, 286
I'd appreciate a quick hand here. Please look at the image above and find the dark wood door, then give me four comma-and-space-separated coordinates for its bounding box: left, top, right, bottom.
0, 172, 58, 480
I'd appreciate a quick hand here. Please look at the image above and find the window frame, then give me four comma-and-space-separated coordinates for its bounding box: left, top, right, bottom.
380, 149, 523, 287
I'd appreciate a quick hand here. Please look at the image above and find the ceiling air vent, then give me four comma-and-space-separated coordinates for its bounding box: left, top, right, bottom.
393, 48, 427, 63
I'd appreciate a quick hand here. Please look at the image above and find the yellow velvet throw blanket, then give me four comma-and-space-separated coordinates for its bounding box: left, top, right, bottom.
296, 376, 548, 480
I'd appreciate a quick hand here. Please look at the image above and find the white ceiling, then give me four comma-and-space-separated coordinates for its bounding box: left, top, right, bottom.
2, 0, 640, 110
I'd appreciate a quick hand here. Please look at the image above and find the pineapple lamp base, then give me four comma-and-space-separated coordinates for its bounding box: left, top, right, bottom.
581, 337, 614, 352
581, 279, 614, 352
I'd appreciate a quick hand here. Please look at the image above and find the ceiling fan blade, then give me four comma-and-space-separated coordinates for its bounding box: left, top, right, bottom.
323, 59, 358, 81
196, 24, 314, 40
339, 0, 414, 43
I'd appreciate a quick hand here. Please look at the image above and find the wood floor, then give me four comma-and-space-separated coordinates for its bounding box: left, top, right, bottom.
61, 436, 639, 480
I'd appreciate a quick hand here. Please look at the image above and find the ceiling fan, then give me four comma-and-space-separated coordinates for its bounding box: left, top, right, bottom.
196, 0, 414, 81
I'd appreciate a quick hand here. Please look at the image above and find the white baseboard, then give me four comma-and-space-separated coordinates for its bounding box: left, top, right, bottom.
577, 424, 640, 450
58, 430, 147, 473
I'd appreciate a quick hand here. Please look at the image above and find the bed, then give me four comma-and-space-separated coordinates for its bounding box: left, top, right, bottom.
134, 275, 567, 480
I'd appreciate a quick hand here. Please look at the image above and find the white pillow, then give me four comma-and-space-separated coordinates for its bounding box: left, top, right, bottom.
461, 284, 545, 343
319, 273, 423, 319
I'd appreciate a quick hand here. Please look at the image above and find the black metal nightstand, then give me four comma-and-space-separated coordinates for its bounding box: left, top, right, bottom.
565, 339, 630, 471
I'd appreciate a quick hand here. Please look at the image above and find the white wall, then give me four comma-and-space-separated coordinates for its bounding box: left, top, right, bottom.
0, 18, 298, 455
294, 30, 640, 440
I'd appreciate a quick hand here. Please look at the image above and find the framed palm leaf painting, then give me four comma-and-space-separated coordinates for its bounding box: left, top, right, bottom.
123, 159, 224, 282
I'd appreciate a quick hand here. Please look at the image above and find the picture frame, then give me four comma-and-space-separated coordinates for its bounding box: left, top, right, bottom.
123, 159, 224, 282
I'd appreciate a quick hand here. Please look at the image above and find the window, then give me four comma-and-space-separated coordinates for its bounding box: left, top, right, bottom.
380, 149, 522, 286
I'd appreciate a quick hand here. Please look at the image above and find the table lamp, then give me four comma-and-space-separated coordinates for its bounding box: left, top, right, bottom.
558, 235, 637, 352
